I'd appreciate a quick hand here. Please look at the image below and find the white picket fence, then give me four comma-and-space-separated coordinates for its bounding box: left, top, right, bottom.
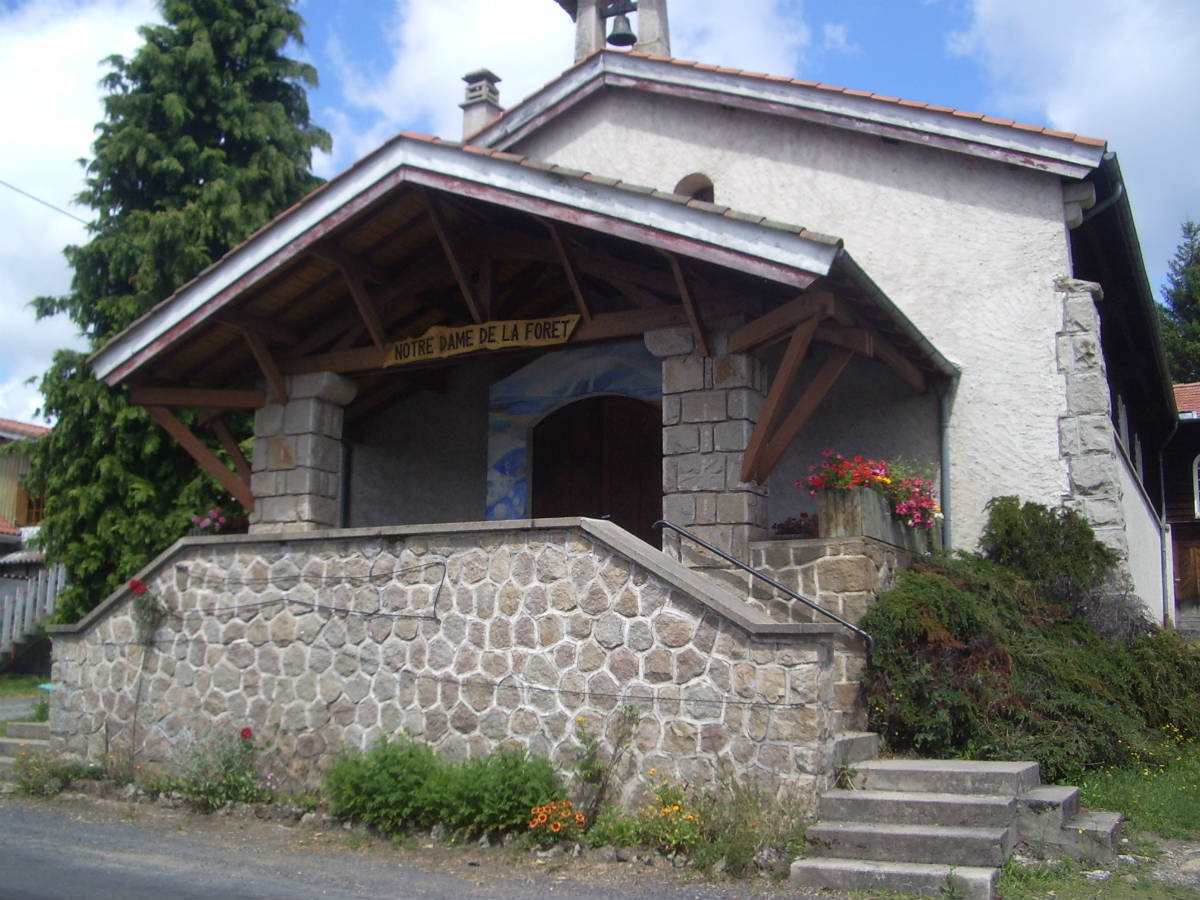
0, 564, 65, 660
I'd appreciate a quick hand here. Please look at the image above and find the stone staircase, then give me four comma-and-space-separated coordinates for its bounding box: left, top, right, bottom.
0, 720, 48, 780
791, 755, 1123, 900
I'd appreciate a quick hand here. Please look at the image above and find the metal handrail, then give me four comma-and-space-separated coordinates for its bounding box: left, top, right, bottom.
653, 520, 874, 652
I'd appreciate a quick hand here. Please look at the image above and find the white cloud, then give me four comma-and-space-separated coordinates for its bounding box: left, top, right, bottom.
319, 0, 809, 171
0, 0, 158, 423
820, 22, 857, 54
952, 0, 1200, 293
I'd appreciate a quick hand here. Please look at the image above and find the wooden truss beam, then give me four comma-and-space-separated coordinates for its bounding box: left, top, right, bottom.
728, 290, 836, 354
129, 387, 266, 409
421, 188, 483, 323
212, 310, 300, 345
544, 220, 591, 322
144, 406, 254, 510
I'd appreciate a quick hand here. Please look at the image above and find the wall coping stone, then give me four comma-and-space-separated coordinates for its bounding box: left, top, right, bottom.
48, 517, 838, 642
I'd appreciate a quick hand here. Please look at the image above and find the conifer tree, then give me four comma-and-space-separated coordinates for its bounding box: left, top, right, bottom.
26, 0, 330, 621
1159, 220, 1200, 383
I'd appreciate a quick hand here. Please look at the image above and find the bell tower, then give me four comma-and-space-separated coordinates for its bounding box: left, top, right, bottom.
555, 0, 671, 62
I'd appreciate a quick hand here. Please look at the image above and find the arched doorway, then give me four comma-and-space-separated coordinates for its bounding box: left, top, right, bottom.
531, 395, 661, 544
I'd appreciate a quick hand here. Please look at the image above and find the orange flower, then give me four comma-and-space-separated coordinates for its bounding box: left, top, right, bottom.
550, 822, 561, 832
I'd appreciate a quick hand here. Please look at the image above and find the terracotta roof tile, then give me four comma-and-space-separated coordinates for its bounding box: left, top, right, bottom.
1174, 383, 1200, 414
0, 418, 50, 439
0, 515, 18, 537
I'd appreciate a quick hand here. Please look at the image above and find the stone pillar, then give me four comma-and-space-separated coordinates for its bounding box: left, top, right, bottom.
1055, 278, 1129, 559
250, 372, 357, 534
646, 321, 768, 584
571, 0, 606, 61
633, 0, 671, 57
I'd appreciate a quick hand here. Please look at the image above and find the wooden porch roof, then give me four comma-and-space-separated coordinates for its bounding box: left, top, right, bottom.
89, 131, 957, 508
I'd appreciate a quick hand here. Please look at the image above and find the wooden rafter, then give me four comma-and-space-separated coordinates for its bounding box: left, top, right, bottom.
144, 406, 254, 510
211, 415, 252, 486
212, 310, 300, 345
728, 290, 836, 354
755, 347, 854, 481
544, 220, 591, 322
129, 387, 266, 408
663, 252, 709, 357
242, 330, 289, 403
308, 241, 391, 285
741, 315, 819, 483
421, 188, 483, 323
342, 269, 388, 350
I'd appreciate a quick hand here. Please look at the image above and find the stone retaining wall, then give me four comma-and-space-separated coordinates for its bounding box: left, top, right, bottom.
48, 519, 840, 807
750, 536, 912, 732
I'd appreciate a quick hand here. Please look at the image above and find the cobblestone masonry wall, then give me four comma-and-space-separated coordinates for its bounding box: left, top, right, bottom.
750, 537, 912, 732
49, 519, 840, 807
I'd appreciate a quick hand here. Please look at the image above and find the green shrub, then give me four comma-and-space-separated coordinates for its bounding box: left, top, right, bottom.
324, 739, 563, 840
440, 746, 563, 838
863, 499, 1200, 783
324, 737, 444, 834
979, 496, 1115, 597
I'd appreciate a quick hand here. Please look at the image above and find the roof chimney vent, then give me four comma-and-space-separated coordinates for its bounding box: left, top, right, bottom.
461, 69, 503, 140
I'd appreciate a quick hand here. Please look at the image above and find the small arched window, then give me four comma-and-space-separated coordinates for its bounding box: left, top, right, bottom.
674, 173, 715, 203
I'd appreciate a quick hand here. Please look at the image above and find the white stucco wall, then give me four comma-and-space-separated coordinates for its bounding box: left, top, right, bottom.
1116, 451, 1168, 625
514, 92, 1075, 548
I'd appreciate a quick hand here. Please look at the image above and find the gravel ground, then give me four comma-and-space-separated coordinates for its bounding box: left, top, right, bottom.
0, 791, 836, 900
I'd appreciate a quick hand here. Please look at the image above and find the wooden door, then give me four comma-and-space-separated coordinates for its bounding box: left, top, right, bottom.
531, 395, 661, 544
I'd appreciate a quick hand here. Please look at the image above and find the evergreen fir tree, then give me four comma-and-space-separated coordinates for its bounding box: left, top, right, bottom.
1159, 220, 1200, 383
26, 0, 330, 621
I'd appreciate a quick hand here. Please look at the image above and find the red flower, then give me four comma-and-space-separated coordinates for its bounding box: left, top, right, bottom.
129, 579, 147, 595
240, 727, 253, 740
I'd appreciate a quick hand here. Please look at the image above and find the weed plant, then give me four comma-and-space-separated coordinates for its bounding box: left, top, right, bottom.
1077, 732, 1200, 839
157, 726, 273, 811
13, 750, 101, 796
861, 497, 1200, 783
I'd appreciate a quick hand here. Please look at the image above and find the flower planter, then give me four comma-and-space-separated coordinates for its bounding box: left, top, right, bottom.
817, 488, 940, 553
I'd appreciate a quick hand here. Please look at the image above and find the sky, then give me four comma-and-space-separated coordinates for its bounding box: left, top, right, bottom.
0, 0, 1197, 425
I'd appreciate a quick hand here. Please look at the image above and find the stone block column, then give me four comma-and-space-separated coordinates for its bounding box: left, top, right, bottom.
645, 322, 769, 580
249, 372, 357, 534
1055, 278, 1129, 560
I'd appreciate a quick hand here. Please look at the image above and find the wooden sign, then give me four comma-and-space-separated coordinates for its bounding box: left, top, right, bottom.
385, 315, 580, 367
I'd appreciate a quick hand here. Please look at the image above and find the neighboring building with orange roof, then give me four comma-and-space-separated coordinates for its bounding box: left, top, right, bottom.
1165, 383, 1200, 627
0, 417, 49, 530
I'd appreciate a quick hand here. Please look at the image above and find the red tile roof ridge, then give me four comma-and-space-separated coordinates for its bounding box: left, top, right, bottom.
589, 51, 1106, 148
0, 515, 18, 537
1173, 382, 1200, 414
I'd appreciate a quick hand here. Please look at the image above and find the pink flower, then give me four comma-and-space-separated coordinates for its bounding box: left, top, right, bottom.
240, 727, 253, 740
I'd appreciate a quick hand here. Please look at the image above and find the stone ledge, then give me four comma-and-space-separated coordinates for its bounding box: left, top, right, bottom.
49, 517, 840, 644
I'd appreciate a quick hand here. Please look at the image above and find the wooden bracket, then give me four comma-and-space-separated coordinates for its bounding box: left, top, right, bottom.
144, 406, 254, 511
741, 315, 818, 483
662, 251, 709, 357
242, 330, 290, 403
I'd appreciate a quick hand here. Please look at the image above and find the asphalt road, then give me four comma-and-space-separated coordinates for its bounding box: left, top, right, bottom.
0, 793, 832, 900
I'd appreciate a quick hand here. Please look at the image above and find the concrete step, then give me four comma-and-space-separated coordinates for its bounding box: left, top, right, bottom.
1056, 810, 1123, 862
791, 857, 997, 900
805, 820, 1014, 867
831, 731, 878, 768
0, 736, 47, 757
0, 756, 13, 778
852, 758, 1041, 796
820, 788, 1015, 827
5, 722, 49, 741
